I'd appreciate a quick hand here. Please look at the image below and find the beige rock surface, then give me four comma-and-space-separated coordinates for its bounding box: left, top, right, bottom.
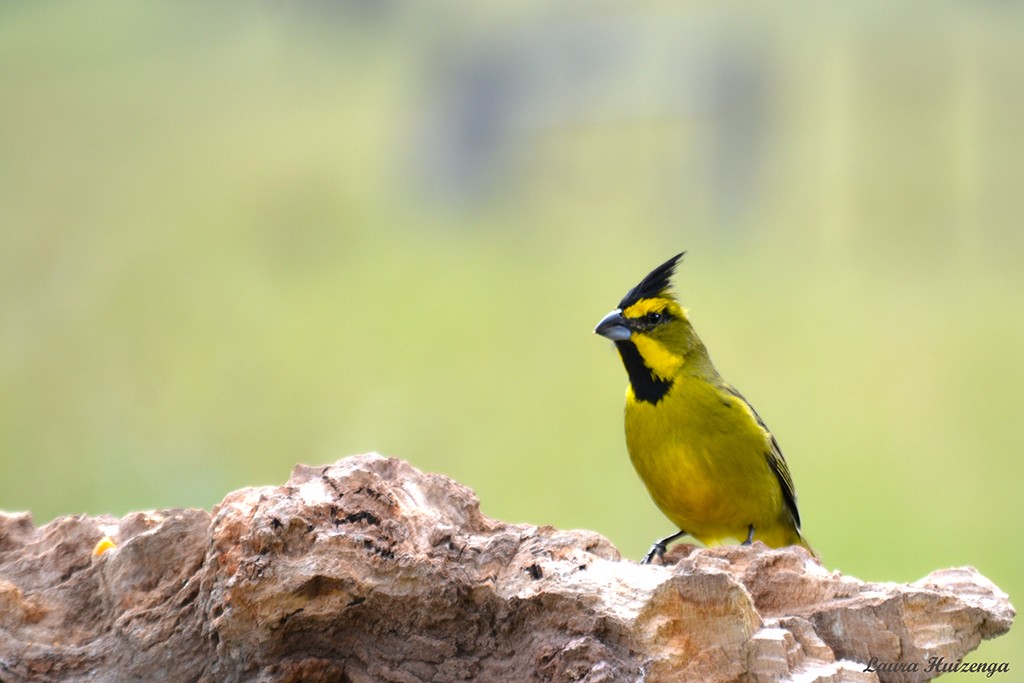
0, 454, 1014, 682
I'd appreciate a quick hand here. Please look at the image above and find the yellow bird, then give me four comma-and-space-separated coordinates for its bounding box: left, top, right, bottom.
594, 253, 814, 563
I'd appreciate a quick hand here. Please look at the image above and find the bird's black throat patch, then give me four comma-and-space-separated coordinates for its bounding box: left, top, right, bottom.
615, 341, 672, 404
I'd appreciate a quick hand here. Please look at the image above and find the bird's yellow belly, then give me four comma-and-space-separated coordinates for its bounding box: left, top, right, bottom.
625, 390, 788, 546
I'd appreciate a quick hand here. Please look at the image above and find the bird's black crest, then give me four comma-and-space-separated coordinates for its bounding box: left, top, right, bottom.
618, 252, 685, 309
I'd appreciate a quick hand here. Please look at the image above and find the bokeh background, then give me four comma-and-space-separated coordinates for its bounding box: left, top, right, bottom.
2, 1, 1020, 672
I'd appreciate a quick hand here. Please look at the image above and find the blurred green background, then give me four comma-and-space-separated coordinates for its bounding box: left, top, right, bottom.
2, 1, 1020, 673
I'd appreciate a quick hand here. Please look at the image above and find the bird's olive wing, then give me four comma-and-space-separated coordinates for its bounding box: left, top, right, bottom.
722, 385, 801, 530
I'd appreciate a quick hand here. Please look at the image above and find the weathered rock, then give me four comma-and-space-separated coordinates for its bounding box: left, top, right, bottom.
0, 454, 1014, 682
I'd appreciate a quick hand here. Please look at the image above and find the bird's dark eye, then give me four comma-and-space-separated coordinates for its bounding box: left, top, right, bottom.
646, 312, 662, 325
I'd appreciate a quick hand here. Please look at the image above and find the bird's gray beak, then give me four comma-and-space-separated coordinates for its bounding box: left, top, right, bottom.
594, 309, 631, 342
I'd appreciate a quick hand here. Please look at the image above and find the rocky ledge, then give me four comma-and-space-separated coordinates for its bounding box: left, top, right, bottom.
0, 454, 1014, 682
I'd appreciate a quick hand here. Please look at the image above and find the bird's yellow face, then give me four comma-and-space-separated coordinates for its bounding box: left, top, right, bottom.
616, 297, 691, 382
594, 253, 702, 404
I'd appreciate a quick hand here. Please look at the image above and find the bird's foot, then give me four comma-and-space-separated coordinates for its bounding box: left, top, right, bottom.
640, 529, 688, 565
641, 542, 667, 565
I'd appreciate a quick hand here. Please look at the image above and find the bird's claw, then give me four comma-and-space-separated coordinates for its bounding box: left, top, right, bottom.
641, 542, 667, 565
640, 530, 688, 565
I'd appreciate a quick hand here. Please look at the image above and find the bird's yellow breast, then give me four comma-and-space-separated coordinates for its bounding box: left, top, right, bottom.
624, 373, 789, 546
